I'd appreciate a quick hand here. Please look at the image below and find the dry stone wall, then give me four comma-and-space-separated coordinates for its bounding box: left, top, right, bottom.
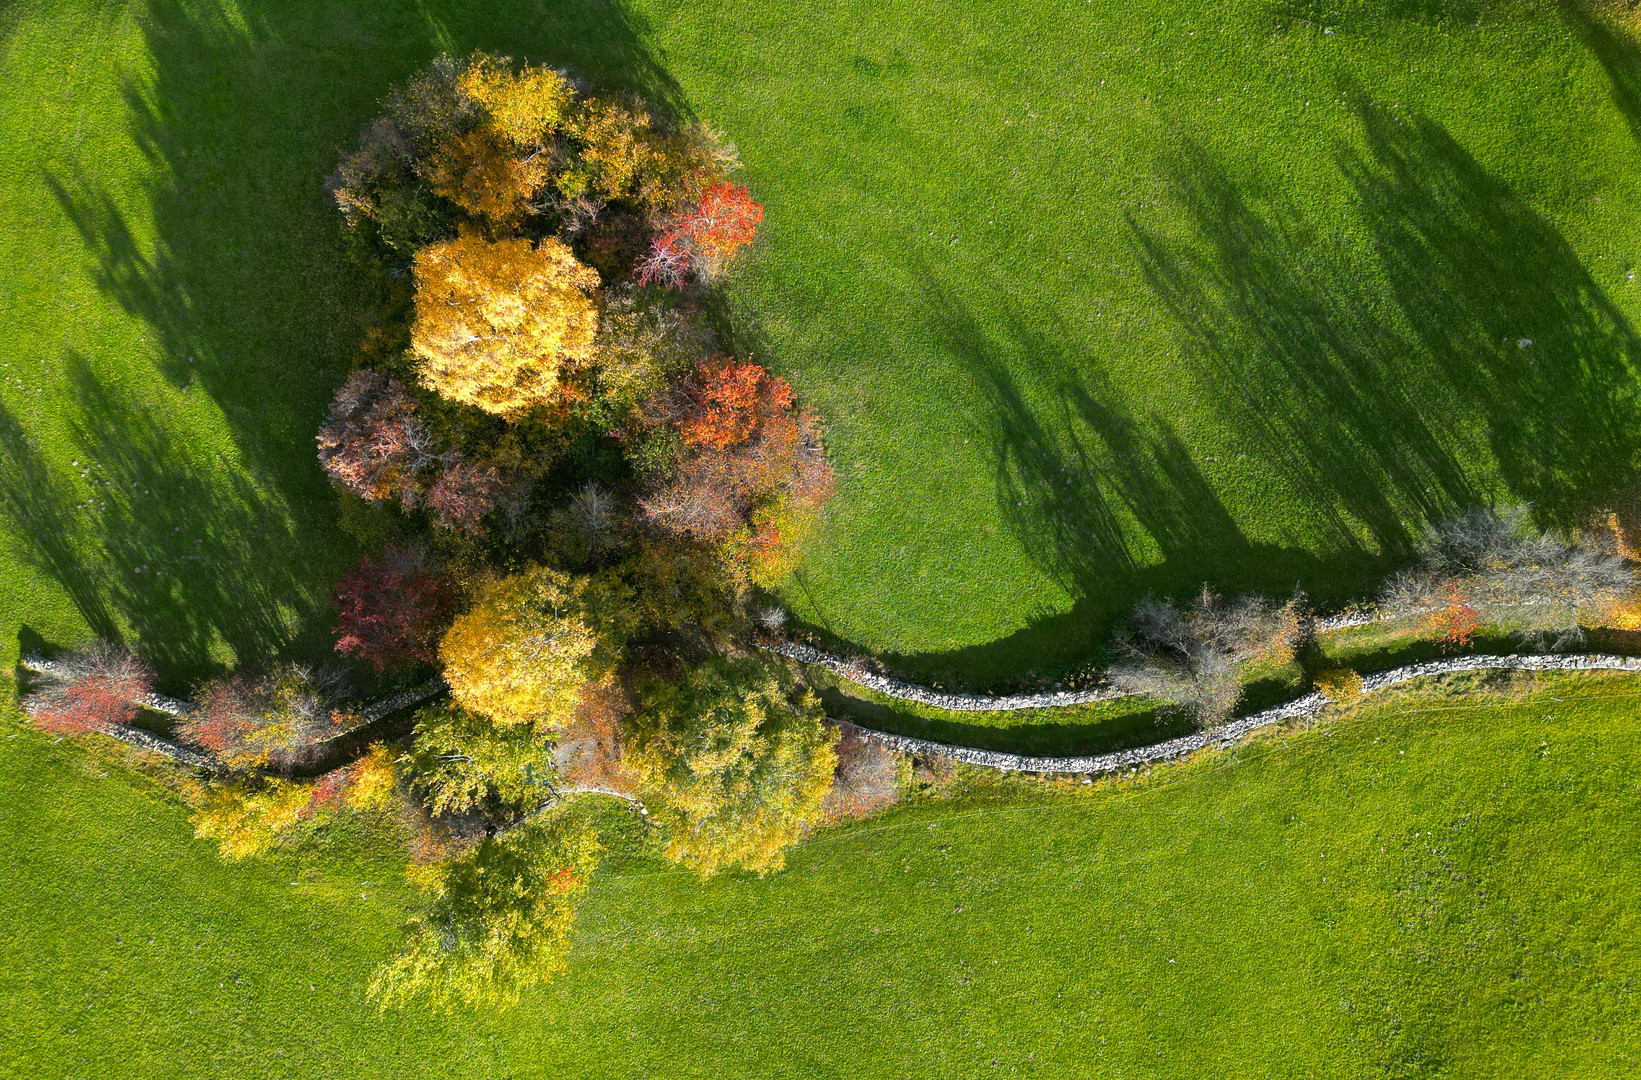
768, 610, 1394, 713
764, 641, 1127, 710
844, 653, 1641, 775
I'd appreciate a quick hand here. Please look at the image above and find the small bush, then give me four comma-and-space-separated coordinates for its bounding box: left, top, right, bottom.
304, 743, 401, 817
1384, 507, 1636, 649
190, 778, 313, 860
1112, 587, 1307, 728
22, 641, 152, 736
1313, 668, 1364, 703
368, 810, 603, 1010
820, 724, 903, 821
180, 664, 351, 770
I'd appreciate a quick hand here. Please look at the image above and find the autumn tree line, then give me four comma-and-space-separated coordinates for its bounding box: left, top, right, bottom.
20, 51, 1641, 1012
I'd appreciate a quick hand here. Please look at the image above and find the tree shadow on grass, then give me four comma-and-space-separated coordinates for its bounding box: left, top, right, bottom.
787, 276, 1386, 687
1340, 99, 1641, 524
1563, 0, 1641, 149
0, 355, 320, 688
31, 0, 685, 682
1132, 140, 1483, 559
811, 96, 1641, 689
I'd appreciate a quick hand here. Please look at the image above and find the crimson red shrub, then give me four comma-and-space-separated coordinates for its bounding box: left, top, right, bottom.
317, 370, 440, 504
334, 547, 454, 670
22, 642, 152, 735
425, 456, 502, 535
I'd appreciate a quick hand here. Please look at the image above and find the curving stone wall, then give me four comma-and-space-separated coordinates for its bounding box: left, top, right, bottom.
764, 641, 1127, 711
18, 654, 447, 773
845, 653, 1641, 775
766, 614, 1397, 713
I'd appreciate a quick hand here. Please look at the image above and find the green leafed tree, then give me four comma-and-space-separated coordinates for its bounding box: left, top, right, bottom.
403, 701, 555, 816
368, 809, 602, 1011
625, 657, 836, 877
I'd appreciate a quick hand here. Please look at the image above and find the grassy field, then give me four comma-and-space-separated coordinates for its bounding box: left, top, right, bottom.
710, 0, 1641, 682
7, 0, 1641, 693
4, 672, 1639, 1078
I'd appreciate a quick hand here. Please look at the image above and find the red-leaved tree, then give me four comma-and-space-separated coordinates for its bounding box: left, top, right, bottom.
334, 546, 455, 670
637, 181, 763, 287
22, 641, 153, 735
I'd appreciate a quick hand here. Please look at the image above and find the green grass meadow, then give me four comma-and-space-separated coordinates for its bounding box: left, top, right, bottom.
5, 673, 1640, 1078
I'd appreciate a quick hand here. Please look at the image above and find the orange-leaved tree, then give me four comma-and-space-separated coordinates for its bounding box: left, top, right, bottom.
637, 181, 763, 287
640, 358, 833, 584
412, 232, 601, 418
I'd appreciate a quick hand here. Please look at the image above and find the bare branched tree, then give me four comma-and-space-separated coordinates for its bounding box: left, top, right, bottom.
1383, 507, 1635, 650
21, 641, 154, 735
1111, 587, 1306, 728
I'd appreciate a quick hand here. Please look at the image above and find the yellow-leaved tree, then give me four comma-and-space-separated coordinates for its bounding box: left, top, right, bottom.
412, 233, 601, 418
624, 658, 836, 877
440, 565, 636, 727
458, 54, 573, 149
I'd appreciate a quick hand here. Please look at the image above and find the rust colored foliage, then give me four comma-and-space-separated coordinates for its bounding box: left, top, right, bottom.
425, 455, 502, 534
317, 370, 439, 505
181, 666, 350, 771
553, 682, 636, 796
1427, 583, 1482, 651
641, 359, 834, 579
681, 359, 791, 451
317, 369, 505, 534
820, 723, 902, 822
302, 744, 398, 818
334, 547, 455, 671
637, 181, 763, 287
23, 642, 152, 736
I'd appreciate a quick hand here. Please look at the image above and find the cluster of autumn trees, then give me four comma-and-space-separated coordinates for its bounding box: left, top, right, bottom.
310, 53, 843, 1008
19, 52, 849, 1012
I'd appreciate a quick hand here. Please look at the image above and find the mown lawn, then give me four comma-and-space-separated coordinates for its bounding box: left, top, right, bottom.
7, 0, 1641, 693
4, 672, 1639, 1078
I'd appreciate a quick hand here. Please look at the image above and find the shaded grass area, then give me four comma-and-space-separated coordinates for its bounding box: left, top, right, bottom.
0, 0, 685, 692
4, 673, 1639, 1077
683, 0, 1641, 683
813, 677, 1191, 757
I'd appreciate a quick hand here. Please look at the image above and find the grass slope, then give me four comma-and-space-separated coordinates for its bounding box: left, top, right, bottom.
4, 673, 1639, 1077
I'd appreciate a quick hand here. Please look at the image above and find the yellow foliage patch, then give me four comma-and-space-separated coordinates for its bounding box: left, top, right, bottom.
440, 565, 635, 727
412, 233, 600, 418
